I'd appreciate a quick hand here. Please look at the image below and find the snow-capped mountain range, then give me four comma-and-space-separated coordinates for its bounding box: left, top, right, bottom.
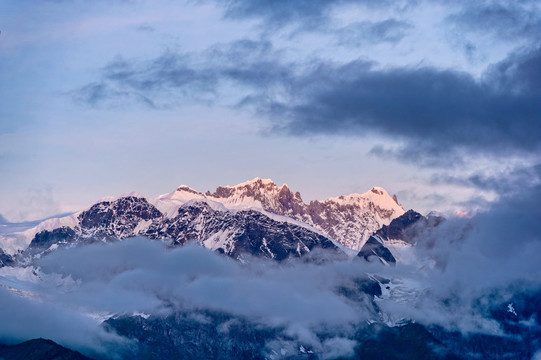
2, 178, 415, 263
203, 178, 405, 250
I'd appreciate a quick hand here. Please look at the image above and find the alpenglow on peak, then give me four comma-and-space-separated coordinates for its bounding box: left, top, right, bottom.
158, 178, 405, 250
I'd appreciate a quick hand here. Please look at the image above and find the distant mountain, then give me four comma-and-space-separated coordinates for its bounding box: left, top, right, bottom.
104, 311, 460, 360
7, 178, 410, 264
0, 338, 91, 360
375, 209, 444, 245
202, 178, 405, 250
0, 212, 75, 236
104, 293, 540, 360
356, 210, 443, 264
357, 236, 397, 264
22, 198, 339, 263
151, 178, 405, 250
104, 310, 277, 360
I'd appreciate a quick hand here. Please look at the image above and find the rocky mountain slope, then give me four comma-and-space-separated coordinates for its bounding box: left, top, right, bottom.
21, 197, 338, 263
3, 178, 410, 264
357, 210, 426, 264
0, 338, 91, 360
0, 248, 14, 267
357, 210, 446, 264
154, 178, 405, 250
205, 178, 405, 250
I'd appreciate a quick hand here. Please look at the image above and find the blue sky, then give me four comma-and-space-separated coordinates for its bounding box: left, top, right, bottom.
1, 0, 540, 221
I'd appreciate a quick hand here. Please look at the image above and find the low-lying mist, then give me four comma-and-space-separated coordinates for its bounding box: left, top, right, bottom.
0, 184, 540, 358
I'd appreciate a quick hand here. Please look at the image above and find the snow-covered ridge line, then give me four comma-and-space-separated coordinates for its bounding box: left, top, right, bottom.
219, 177, 276, 188
5, 177, 406, 252
161, 177, 403, 212
98, 191, 150, 203
158, 179, 406, 250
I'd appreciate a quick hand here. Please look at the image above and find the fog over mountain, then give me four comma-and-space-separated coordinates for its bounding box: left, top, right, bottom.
2, 0, 541, 358
0, 177, 540, 359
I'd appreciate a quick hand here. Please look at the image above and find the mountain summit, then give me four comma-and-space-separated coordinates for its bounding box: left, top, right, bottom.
208, 178, 306, 215
7, 179, 406, 261
154, 178, 405, 249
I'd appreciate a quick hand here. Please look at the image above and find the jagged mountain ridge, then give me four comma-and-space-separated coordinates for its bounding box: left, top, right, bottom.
14, 178, 405, 253
161, 178, 406, 250
356, 210, 425, 264
5, 178, 411, 264
0, 248, 14, 267
357, 210, 445, 264
23, 197, 339, 263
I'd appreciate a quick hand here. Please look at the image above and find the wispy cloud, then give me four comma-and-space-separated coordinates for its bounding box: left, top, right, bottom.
72, 33, 541, 167
447, 1, 541, 42
70, 40, 293, 108
334, 19, 413, 47
215, 0, 407, 33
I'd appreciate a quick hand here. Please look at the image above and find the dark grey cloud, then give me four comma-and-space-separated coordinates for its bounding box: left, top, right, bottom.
470, 186, 541, 262
430, 163, 541, 196
335, 19, 413, 47
265, 45, 541, 163
102, 53, 215, 94
486, 44, 541, 94
73, 38, 541, 165
71, 53, 217, 108
374, 181, 541, 336
434, 166, 541, 279
204, 39, 291, 88
214, 0, 416, 46
216, 0, 403, 32
447, 1, 541, 42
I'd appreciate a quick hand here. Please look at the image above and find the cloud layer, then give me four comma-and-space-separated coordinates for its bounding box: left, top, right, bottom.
2, 174, 540, 356
72, 19, 541, 167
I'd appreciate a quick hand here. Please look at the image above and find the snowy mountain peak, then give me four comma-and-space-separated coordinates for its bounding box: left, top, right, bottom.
205, 181, 405, 250
220, 177, 277, 189
143, 181, 406, 250
175, 185, 202, 195
8, 179, 409, 253
364, 187, 398, 203
155, 186, 206, 218
205, 178, 288, 211
98, 192, 148, 203
370, 186, 386, 195
328, 186, 403, 209
355, 187, 404, 212
238, 177, 276, 186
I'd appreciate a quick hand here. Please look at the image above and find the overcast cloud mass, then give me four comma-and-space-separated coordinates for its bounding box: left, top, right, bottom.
0, 0, 539, 220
